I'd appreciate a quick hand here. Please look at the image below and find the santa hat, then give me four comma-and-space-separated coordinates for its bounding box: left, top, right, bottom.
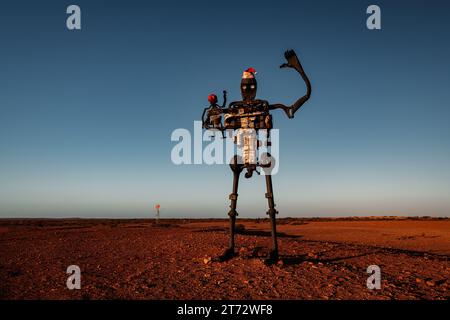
242, 67, 257, 79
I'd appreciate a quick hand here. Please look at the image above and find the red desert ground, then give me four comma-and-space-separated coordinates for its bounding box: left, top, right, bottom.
1, 217, 449, 299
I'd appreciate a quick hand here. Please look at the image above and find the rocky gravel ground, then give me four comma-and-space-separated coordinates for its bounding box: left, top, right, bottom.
0, 218, 448, 300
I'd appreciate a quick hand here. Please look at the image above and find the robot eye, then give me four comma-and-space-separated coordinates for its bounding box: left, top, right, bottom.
250, 85, 255, 89
242, 85, 247, 90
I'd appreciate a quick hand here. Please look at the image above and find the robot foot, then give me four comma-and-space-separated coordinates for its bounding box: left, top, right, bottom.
212, 248, 237, 262
263, 250, 279, 265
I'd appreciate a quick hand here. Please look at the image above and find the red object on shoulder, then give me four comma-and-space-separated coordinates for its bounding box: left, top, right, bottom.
208, 94, 218, 104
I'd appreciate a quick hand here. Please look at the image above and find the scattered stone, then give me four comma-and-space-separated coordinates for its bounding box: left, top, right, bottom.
203, 257, 211, 264
307, 252, 318, 259
426, 280, 435, 287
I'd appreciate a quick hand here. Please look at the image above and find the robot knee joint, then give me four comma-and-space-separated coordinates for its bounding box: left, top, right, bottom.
228, 209, 238, 218
266, 208, 278, 216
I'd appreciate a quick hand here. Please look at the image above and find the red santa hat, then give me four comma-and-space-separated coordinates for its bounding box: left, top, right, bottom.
242, 67, 257, 79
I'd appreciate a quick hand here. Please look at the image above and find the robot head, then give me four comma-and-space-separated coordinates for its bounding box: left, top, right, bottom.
241, 68, 257, 101
207, 93, 218, 105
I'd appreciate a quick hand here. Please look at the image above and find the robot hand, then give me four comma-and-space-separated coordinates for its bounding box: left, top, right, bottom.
279, 49, 304, 73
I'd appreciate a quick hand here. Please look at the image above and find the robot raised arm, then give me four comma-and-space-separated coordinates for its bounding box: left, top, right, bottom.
269, 49, 312, 119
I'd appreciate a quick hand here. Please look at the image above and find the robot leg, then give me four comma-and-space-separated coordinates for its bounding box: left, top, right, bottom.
214, 155, 243, 262
264, 174, 279, 264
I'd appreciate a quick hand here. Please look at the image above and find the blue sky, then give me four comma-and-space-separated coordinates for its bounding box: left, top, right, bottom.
1, 0, 449, 218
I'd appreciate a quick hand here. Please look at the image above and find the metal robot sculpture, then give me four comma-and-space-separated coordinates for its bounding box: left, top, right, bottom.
201, 50, 311, 264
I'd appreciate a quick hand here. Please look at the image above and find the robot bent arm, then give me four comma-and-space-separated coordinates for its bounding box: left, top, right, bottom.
269, 49, 312, 119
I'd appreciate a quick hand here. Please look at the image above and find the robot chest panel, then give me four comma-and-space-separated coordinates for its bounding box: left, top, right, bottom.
224, 106, 273, 130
